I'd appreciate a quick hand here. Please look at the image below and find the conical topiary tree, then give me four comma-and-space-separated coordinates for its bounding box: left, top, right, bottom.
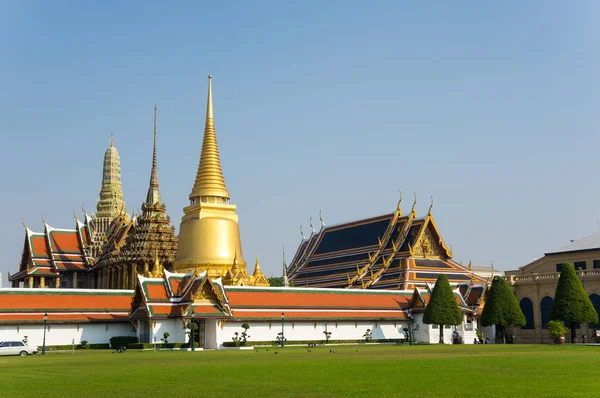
423, 275, 463, 343
550, 263, 598, 343
480, 276, 525, 343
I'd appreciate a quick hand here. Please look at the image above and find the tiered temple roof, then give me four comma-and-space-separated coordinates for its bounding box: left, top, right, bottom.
10, 217, 95, 287
288, 196, 487, 290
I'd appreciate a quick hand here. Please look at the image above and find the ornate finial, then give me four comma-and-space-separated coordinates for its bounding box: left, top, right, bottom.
309, 217, 315, 233
189, 75, 230, 200
300, 225, 305, 240
468, 260, 472, 271
109, 132, 114, 147
428, 196, 434, 216
73, 209, 78, 221
41, 213, 46, 225
397, 190, 403, 212
21, 218, 28, 230
411, 192, 417, 214
319, 210, 325, 227
81, 203, 86, 214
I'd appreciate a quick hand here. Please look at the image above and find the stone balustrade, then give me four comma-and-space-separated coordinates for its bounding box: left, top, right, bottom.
507, 269, 600, 285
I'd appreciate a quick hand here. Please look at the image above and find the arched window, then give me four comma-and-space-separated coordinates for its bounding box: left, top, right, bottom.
540, 296, 553, 329
589, 294, 600, 329
520, 298, 534, 329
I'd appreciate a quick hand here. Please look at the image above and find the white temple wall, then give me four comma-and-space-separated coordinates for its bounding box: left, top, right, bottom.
0, 323, 135, 347
215, 320, 411, 348
150, 320, 186, 344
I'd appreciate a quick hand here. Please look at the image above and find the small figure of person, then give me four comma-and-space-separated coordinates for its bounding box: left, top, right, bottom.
582, 334, 586, 344
485, 337, 490, 344
473, 338, 478, 345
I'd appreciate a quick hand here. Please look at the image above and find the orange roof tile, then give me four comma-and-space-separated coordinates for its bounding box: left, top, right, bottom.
0, 290, 132, 312
226, 288, 411, 310
51, 232, 82, 253
31, 236, 50, 257
231, 310, 408, 320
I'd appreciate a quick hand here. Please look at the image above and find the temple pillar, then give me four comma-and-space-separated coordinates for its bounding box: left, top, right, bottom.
28, 277, 33, 288
55, 277, 60, 288
122, 264, 128, 290
130, 263, 137, 289
117, 266, 122, 289
40, 277, 46, 288
72, 272, 78, 289
101, 269, 105, 289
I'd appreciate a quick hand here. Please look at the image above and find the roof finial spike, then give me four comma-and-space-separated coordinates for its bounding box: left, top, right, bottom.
81, 203, 86, 215
319, 210, 325, 227
428, 196, 434, 216
397, 190, 403, 213
411, 192, 417, 215
41, 213, 46, 225
309, 217, 316, 233
109, 132, 114, 147
300, 225, 305, 240
73, 209, 79, 222
21, 218, 28, 230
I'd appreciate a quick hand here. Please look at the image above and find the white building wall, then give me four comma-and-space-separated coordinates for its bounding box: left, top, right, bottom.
0, 323, 135, 347
215, 320, 411, 348
149, 320, 186, 345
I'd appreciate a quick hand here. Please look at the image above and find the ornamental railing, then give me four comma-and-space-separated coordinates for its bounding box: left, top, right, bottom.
507, 269, 600, 285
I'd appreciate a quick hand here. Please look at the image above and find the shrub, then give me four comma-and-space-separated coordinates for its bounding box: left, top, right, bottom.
363, 329, 372, 342
547, 320, 567, 339
109, 336, 138, 349
162, 332, 170, 345
232, 323, 251, 347
80, 340, 89, 349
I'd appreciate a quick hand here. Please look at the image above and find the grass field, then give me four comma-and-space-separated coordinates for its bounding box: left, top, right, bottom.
0, 344, 597, 397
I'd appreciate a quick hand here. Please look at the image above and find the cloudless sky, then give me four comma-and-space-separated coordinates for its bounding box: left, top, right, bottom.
1, 1, 600, 286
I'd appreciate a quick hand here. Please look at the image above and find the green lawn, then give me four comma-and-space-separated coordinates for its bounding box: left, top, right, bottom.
0, 344, 597, 397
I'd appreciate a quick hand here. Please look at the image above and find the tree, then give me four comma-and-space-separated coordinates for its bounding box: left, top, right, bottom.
422, 274, 463, 343
268, 277, 283, 287
480, 276, 525, 343
550, 263, 598, 343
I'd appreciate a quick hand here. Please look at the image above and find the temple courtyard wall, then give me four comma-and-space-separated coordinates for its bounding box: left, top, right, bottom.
0, 323, 135, 347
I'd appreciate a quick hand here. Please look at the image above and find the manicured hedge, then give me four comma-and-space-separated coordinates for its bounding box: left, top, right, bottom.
128, 342, 199, 350
110, 336, 138, 349
44, 343, 110, 351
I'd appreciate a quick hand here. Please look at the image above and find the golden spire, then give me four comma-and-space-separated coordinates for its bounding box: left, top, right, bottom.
190, 75, 230, 201
146, 105, 162, 205
253, 253, 262, 277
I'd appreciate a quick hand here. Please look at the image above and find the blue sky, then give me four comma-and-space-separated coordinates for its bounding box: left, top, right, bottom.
1, 1, 600, 285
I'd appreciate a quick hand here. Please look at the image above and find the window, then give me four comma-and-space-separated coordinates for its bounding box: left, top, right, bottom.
574, 261, 587, 271
520, 298, 535, 330
589, 294, 600, 329
593, 260, 600, 269
10, 342, 24, 347
541, 296, 553, 329
556, 263, 567, 272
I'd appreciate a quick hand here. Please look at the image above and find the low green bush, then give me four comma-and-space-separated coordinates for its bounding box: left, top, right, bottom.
110, 336, 138, 349
88, 344, 110, 349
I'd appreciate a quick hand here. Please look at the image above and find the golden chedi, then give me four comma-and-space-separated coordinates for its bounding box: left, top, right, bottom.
174, 76, 265, 285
